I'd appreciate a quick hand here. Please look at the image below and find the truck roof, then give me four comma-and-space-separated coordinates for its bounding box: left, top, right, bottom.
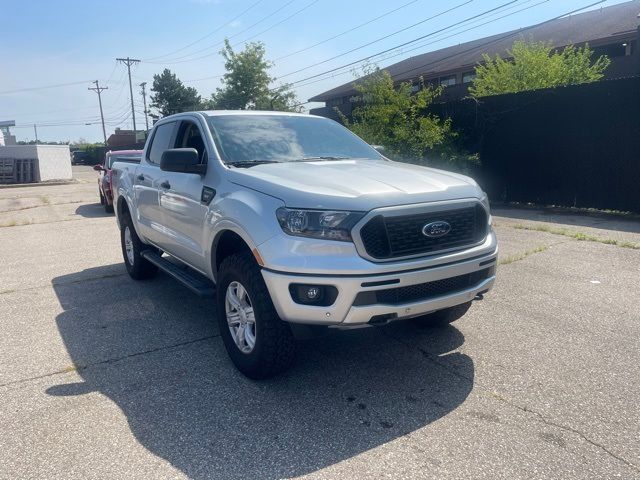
200, 110, 316, 118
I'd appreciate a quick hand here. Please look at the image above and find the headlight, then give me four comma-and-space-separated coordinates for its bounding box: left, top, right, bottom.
479, 192, 492, 225
276, 208, 364, 242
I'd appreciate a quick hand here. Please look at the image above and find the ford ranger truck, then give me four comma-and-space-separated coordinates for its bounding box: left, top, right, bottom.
111, 111, 497, 379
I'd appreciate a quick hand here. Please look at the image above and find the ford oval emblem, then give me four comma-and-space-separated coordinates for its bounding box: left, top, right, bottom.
422, 221, 451, 238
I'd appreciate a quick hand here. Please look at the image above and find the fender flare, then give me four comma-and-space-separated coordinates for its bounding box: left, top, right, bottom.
208, 220, 262, 281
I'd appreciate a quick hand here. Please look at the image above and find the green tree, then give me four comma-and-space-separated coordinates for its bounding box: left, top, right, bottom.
340, 68, 452, 159
469, 40, 610, 98
209, 40, 298, 111
150, 69, 202, 118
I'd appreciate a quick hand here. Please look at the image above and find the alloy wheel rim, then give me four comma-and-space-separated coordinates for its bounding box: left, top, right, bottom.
124, 226, 134, 265
225, 281, 256, 354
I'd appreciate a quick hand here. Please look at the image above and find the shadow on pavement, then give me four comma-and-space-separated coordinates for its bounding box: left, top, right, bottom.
75, 203, 112, 218
48, 264, 473, 479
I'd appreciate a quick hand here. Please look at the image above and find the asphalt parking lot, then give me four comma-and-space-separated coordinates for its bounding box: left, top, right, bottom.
1, 166, 639, 479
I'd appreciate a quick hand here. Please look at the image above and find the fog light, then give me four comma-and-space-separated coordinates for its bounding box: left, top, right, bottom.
306, 286, 320, 299
289, 284, 338, 306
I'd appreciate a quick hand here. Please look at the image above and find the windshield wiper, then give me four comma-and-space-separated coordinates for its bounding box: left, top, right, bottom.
226, 160, 282, 168
294, 156, 352, 162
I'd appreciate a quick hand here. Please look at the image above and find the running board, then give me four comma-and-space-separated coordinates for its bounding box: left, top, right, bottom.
140, 250, 215, 297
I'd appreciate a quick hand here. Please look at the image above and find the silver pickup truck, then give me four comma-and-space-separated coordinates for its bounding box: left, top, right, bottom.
111, 110, 497, 378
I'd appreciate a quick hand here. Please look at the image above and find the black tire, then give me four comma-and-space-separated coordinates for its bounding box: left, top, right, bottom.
104, 200, 114, 214
411, 301, 472, 327
120, 212, 158, 280
99, 190, 105, 205
217, 253, 296, 379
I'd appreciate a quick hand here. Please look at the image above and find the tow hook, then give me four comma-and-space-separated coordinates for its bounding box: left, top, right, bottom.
474, 289, 489, 301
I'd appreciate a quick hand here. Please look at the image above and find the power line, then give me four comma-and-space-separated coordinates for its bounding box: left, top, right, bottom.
143, 0, 265, 61
274, 0, 421, 62
278, 0, 502, 81
211, 0, 523, 107
211, 0, 606, 109
289, 0, 552, 91
0, 80, 93, 96
104, 61, 119, 84
153, 0, 322, 65
147, 0, 298, 64
285, 0, 531, 85
299, 0, 606, 98
231, 0, 321, 48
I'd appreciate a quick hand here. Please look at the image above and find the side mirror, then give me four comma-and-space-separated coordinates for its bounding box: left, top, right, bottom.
160, 148, 206, 174
93, 164, 104, 171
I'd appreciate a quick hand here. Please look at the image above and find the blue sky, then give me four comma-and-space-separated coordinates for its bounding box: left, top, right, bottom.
0, 0, 631, 142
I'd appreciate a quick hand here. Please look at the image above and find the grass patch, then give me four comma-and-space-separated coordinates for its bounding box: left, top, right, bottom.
499, 245, 549, 265
0, 219, 25, 228
512, 224, 640, 250
495, 201, 637, 218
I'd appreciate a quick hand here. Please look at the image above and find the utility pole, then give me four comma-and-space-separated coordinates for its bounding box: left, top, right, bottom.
88, 80, 108, 144
139, 82, 149, 132
33, 124, 38, 144
116, 57, 141, 134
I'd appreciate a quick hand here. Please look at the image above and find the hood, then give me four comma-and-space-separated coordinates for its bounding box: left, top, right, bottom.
227, 159, 483, 211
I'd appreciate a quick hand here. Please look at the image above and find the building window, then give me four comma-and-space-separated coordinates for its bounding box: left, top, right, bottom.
462, 71, 476, 84
326, 97, 345, 108
439, 75, 457, 87
592, 43, 627, 58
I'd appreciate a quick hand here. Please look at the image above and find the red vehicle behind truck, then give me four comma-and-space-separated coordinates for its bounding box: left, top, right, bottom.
93, 150, 142, 213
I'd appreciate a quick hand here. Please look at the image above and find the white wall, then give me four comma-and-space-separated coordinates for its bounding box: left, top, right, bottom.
35, 145, 72, 181
0, 145, 37, 159
0, 145, 72, 182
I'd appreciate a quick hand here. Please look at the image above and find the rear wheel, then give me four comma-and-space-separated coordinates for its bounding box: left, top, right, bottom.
99, 190, 105, 205
120, 212, 158, 280
411, 301, 472, 327
217, 253, 295, 379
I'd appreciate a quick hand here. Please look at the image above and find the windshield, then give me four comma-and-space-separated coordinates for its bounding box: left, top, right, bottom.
206, 115, 382, 164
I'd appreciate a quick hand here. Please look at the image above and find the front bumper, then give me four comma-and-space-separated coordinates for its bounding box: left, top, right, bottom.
261, 247, 497, 326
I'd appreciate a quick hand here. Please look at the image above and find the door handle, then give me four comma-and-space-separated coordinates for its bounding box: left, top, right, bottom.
160, 181, 171, 189
136, 174, 145, 181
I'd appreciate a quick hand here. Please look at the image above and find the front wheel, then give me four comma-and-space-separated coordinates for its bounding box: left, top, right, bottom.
217, 253, 295, 379
120, 213, 158, 280
411, 301, 472, 327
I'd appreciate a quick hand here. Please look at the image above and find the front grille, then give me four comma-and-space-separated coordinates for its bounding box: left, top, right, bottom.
353, 266, 494, 306
358, 204, 488, 260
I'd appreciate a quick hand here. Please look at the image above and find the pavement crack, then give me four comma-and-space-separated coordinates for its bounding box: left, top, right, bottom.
0, 334, 220, 391
380, 328, 639, 474
488, 392, 640, 473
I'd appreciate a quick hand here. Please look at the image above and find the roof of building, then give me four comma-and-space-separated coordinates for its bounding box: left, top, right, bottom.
309, 0, 640, 102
